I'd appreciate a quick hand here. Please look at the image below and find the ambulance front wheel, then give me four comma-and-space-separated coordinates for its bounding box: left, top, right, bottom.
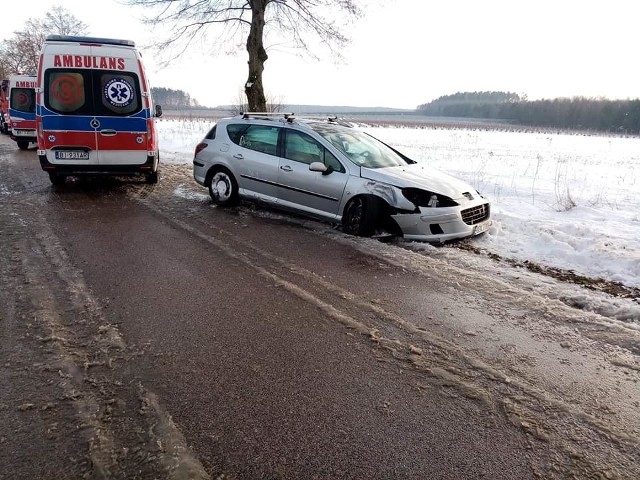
17, 141, 29, 150
48, 172, 66, 186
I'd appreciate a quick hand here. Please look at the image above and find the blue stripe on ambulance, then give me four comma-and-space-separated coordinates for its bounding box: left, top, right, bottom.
8, 109, 36, 120
40, 108, 150, 131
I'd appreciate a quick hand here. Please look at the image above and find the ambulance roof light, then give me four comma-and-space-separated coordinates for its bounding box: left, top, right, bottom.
45, 35, 136, 47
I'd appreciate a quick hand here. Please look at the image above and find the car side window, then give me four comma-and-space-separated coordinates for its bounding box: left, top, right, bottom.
226, 124, 249, 144
284, 131, 322, 165
227, 124, 278, 156
205, 124, 217, 140
284, 131, 346, 173
323, 149, 345, 173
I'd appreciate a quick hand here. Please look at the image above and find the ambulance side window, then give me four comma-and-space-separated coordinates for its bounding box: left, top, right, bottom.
45, 71, 90, 114
97, 72, 141, 116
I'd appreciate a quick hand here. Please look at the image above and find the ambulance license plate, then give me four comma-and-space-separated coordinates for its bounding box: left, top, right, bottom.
16, 130, 34, 136
55, 151, 89, 160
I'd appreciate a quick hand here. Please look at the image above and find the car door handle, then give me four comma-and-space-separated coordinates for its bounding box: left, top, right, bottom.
99, 129, 117, 136
233, 154, 244, 159
280, 165, 292, 172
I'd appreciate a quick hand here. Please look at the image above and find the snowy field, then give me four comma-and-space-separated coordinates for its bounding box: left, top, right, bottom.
156, 117, 640, 297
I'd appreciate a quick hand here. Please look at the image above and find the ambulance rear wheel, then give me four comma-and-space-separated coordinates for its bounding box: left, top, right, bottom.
17, 141, 29, 150
146, 170, 158, 184
48, 172, 66, 186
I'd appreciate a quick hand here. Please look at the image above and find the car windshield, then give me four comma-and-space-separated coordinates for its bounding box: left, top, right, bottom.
310, 124, 410, 169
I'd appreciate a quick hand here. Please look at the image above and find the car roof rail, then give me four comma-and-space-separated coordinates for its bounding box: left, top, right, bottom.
297, 115, 355, 127
238, 112, 354, 127
326, 116, 354, 127
240, 112, 295, 120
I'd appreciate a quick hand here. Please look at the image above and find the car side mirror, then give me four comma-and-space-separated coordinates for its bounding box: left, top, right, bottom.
309, 162, 329, 174
154, 104, 163, 118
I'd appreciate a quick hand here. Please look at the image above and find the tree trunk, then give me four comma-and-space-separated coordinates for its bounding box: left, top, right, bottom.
245, 0, 269, 112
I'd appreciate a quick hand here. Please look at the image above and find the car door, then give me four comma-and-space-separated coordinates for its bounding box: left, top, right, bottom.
277, 129, 349, 218
225, 123, 281, 202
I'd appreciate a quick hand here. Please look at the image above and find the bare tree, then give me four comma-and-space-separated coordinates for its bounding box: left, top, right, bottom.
0, 61, 9, 80
126, 0, 363, 112
44, 6, 89, 36
230, 86, 284, 115
0, 6, 88, 75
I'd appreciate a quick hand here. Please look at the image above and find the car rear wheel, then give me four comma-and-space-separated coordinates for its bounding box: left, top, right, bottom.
208, 168, 239, 206
342, 195, 382, 237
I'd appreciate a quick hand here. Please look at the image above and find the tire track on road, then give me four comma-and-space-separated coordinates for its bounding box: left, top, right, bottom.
131, 186, 640, 479
1, 157, 211, 479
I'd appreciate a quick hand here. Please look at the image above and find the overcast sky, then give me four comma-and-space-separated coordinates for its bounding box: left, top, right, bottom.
6, 0, 639, 108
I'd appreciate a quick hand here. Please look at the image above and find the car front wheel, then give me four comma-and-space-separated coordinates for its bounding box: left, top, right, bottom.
342, 195, 382, 237
208, 168, 239, 206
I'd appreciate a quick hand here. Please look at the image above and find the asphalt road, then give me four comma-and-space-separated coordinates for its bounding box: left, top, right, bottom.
1, 134, 639, 479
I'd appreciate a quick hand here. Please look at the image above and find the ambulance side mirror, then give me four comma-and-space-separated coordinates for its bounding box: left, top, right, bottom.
154, 104, 163, 118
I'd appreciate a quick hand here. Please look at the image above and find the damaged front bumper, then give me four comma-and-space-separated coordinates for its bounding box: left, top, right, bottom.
391, 202, 491, 243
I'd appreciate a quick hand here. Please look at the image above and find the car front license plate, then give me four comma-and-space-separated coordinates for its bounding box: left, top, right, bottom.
55, 151, 89, 160
474, 221, 491, 235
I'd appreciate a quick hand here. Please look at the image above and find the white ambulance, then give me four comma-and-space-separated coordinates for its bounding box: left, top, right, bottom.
7, 74, 37, 149
36, 35, 162, 185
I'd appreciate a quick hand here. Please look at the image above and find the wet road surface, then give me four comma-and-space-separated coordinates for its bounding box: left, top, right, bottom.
1, 135, 639, 479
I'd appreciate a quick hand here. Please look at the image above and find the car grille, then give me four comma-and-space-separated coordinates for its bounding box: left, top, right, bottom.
461, 203, 490, 225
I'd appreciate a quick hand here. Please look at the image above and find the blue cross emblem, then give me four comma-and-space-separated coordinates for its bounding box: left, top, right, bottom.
104, 78, 134, 108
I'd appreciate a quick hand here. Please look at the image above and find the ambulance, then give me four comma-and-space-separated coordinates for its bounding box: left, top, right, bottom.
7, 75, 37, 148
0, 79, 9, 134
36, 35, 162, 185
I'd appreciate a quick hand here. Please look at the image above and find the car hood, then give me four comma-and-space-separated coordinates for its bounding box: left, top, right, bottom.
360, 164, 475, 199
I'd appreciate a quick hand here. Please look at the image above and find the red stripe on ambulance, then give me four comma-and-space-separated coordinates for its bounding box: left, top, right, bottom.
41, 131, 97, 149
98, 133, 147, 150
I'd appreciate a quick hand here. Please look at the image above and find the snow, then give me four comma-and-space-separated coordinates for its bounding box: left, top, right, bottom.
369, 127, 640, 289
156, 117, 640, 321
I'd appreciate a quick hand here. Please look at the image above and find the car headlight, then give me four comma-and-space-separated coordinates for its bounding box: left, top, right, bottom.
401, 187, 459, 208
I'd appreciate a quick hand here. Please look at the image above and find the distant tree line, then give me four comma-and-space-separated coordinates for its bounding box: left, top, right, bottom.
151, 87, 200, 109
417, 92, 640, 134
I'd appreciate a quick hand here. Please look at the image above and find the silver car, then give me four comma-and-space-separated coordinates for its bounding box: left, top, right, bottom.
193, 113, 491, 242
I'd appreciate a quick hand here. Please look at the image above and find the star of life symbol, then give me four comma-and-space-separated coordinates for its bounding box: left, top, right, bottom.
48, 135, 56, 142
104, 78, 134, 107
